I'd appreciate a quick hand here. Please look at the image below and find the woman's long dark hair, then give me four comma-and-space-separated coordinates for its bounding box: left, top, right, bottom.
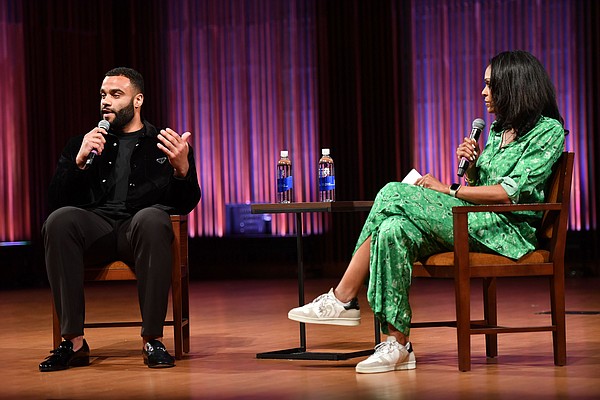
489, 50, 567, 136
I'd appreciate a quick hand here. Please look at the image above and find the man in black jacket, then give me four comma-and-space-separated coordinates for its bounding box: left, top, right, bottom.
39, 67, 201, 371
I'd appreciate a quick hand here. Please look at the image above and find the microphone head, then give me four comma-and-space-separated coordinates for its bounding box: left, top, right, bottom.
98, 119, 110, 131
472, 118, 485, 130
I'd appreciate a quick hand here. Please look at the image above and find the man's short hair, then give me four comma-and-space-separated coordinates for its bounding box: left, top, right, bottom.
105, 67, 145, 94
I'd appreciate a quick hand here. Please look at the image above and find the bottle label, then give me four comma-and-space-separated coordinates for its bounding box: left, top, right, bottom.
319, 176, 335, 191
277, 176, 293, 192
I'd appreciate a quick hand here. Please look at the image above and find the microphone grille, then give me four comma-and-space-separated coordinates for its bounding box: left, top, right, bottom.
472, 118, 485, 130
98, 120, 110, 131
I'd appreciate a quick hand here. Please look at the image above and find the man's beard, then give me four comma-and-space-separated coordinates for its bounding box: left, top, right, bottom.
107, 101, 135, 131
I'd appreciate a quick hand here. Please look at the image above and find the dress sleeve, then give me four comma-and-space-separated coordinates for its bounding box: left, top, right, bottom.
496, 119, 565, 204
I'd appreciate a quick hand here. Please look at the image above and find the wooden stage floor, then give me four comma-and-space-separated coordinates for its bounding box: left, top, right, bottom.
1, 277, 599, 399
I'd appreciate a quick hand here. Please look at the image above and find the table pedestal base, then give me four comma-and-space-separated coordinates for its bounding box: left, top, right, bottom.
251, 202, 380, 361
256, 347, 374, 361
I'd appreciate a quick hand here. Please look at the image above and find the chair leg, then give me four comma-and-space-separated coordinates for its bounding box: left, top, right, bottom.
51, 302, 62, 348
483, 277, 498, 358
171, 251, 183, 360
182, 269, 190, 353
179, 216, 191, 355
455, 271, 471, 371
172, 283, 183, 360
550, 271, 567, 366
169, 217, 181, 360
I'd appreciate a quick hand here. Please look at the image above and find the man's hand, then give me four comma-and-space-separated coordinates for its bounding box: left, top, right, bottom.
157, 128, 191, 178
76, 126, 108, 169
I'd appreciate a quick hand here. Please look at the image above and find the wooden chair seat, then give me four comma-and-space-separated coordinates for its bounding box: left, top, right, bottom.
52, 215, 190, 359
413, 250, 550, 278
84, 261, 137, 280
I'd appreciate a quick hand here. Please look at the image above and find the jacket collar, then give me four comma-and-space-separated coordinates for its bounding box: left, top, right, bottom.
141, 120, 159, 138
107, 120, 158, 139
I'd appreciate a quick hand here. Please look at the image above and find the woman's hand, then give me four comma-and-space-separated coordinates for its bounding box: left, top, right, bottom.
456, 137, 481, 171
414, 174, 448, 194
415, 173, 510, 203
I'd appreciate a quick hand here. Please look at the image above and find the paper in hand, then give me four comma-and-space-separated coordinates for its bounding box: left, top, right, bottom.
401, 168, 422, 185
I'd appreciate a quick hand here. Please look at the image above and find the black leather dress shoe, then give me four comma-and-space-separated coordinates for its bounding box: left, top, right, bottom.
39, 339, 90, 372
143, 339, 175, 368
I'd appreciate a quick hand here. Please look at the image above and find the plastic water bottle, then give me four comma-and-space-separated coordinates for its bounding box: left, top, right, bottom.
277, 150, 293, 203
318, 148, 335, 202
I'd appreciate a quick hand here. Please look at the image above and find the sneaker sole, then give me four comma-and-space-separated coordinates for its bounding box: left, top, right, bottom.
355, 360, 416, 374
288, 312, 360, 326
147, 362, 176, 369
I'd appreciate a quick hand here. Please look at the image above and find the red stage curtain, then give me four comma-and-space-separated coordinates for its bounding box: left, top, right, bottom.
0, 1, 30, 242
163, 0, 320, 237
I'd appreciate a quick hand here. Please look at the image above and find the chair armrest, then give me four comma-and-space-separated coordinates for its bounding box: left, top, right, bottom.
450, 201, 564, 278
452, 203, 562, 214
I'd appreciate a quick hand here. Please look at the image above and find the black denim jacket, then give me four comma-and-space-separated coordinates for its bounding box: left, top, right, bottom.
48, 120, 201, 215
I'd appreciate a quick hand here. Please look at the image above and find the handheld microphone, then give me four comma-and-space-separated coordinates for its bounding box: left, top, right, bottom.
84, 119, 110, 170
457, 118, 485, 177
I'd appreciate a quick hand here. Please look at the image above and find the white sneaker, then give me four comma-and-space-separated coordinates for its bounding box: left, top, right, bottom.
355, 336, 416, 374
287, 288, 361, 326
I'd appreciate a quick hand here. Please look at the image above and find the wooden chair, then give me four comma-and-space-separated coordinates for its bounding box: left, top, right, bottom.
52, 215, 190, 360
409, 152, 574, 371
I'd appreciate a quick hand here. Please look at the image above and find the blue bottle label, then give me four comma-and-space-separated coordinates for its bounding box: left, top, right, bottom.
319, 176, 335, 191
277, 176, 293, 192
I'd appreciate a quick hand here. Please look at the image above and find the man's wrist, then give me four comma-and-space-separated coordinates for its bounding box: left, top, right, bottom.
173, 168, 189, 178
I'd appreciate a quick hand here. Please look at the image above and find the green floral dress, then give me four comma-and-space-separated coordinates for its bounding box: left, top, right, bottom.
356, 116, 566, 336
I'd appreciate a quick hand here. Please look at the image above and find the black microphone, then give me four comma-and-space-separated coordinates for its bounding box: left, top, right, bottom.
84, 120, 110, 170
457, 118, 485, 177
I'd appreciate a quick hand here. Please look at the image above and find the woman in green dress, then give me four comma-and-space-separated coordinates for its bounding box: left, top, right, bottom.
288, 50, 568, 374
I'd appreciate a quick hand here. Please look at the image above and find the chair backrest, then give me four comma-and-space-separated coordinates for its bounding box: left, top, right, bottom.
537, 152, 574, 256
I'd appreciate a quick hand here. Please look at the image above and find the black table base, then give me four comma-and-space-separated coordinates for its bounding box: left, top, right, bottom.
251, 202, 379, 361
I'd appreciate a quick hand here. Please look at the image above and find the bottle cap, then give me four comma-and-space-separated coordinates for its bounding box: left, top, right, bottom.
280, 150, 288, 157
321, 148, 330, 155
